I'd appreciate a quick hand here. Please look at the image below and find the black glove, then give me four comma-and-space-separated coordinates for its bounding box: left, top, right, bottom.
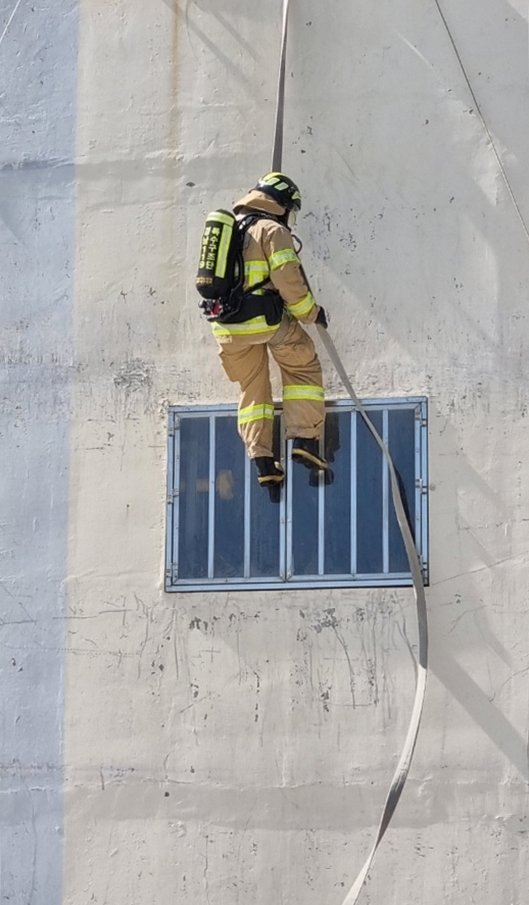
315, 306, 328, 329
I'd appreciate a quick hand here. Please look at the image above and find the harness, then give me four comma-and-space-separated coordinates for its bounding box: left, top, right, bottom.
221, 213, 284, 325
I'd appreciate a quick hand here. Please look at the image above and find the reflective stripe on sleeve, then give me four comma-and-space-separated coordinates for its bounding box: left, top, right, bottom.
283, 384, 324, 402
238, 403, 275, 425
286, 291, 316, 318
268, 247, 299, 271
211, 316, 280, 337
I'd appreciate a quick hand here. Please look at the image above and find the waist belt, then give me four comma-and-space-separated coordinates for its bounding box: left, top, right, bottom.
219, 289, 283, 325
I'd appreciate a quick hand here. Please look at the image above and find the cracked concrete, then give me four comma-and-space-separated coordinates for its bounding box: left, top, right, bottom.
2, 0, 529, 904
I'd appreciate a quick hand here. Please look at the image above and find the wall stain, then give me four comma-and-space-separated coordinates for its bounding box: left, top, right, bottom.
113, 358, 152, 392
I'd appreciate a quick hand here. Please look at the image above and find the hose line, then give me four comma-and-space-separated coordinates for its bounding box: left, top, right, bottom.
271, 3, 429, 902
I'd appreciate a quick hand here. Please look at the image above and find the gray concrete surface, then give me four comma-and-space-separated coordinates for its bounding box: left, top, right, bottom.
1, 1, 528, 903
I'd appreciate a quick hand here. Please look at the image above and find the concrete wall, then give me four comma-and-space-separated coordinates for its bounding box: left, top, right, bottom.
1, 1, 528, 903
1, 2, 79, 898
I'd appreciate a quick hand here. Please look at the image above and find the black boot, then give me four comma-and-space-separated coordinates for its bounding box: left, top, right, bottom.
254, 457, 285, 487
291, 438, 329, 470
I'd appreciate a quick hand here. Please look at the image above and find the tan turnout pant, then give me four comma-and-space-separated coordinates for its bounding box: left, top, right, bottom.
218, 315, 325, 459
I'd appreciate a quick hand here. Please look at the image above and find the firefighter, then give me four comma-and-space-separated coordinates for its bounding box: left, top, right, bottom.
211, 172, 328, 487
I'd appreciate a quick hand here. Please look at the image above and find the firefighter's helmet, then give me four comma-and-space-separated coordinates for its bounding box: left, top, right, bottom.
255, 172, 302, 211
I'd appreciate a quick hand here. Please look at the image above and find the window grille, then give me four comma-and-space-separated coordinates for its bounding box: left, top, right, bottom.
165, 399, 428, 591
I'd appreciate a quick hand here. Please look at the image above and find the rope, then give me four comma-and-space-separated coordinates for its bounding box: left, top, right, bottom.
272, 0, 290, 171
0, 0, 23, 51
317, 328, 428, 903
270, 4, 429, 902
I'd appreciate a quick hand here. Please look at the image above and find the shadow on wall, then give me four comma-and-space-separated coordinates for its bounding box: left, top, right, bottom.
431, 640, 529, 781
286, 0, 529, 783
157, 0, 529, 785
424, 404, 528, 784
286, 0, 528, 384
160, 0, 260, 95
166, 579, 528, 838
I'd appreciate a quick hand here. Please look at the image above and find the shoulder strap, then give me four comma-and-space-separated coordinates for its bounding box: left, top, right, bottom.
237, 211, 282, 234
236, 213, 282, 296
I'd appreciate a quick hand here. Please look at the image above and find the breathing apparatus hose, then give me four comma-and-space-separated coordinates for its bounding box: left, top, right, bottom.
271, 3, 429, 903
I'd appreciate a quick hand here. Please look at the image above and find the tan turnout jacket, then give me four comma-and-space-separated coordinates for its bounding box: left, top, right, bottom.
211, 190, 319, 340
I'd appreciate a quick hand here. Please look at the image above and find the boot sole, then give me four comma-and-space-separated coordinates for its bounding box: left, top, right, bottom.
257, 462, 285, 486
292, 449, 329, 470
257, 474, 284, 486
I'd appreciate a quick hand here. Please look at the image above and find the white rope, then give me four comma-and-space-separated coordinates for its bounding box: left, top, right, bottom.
316, 327, 428, 904
270, 3, 429, 902
272, 0, 290, 171
0, 0, 23, 51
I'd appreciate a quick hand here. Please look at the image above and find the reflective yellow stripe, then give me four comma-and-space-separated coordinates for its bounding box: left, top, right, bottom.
259, 173, 300, 205
262, 174, 289, 191
245, 261, 269, 275
238, 403, 275, 425
283, 384, 324, 402
268, 248, 299, 271
215, 221, 232, 278
211, 316, 279, 337
206, 210, 234, 228
286, 291, 315, 318
244, 260, 270, 287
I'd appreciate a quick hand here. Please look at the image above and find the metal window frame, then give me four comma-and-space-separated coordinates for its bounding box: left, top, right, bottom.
165, 397, 429, 593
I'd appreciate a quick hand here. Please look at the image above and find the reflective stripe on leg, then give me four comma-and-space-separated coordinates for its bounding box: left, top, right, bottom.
238, 403, 275, 426
283, 384, 324, 402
